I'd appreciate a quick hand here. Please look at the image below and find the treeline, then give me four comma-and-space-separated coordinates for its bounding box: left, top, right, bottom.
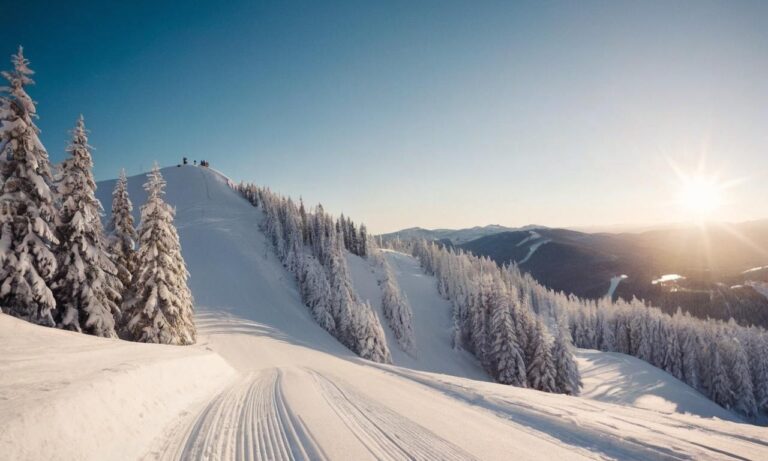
237, 183, 392, 363
391, 236, 768, 417
370, 248, 416, 356
565, 296, 768, 417
411, 240, 582, 395
0, 47, 195, 344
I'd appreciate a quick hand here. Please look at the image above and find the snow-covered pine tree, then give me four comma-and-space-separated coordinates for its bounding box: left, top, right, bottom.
350, 300, 392, 363
106, 169, 137, 291
679, 322, 700, 390
488, 293, 527, 386
0, 47, 58, 325
526, 318, 557, 392
451, 305, 463, 351
52, 116, 119, 336
661, 322, 683, 380
299, 253, 336, 334
752, 334, 768, 413
358, 223, 368, 256
707, 338, 733, 409
728, 337, 757, 417
597, 306, 616, 352
552, 316, 582, 395
380, 260, 416, 355
123, 164, 196, 344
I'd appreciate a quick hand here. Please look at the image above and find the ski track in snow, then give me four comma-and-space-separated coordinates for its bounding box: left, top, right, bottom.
158, 369, 327, 461
157, 366, 477, 461
308, 370, 477, 461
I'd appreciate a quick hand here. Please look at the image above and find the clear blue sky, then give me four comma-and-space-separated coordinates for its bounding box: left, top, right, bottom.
4, 0, 768, 233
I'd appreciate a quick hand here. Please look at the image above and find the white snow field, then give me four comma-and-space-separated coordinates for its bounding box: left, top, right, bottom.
2, 165, 768, 460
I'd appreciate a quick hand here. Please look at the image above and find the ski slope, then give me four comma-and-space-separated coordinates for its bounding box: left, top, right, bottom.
346, 251, 487, 380
2, 165, 767, 460
576, 349, 739, 421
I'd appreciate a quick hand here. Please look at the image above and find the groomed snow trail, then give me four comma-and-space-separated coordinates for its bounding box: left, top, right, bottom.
309, 370, 476, 461
158, 369, 326, 461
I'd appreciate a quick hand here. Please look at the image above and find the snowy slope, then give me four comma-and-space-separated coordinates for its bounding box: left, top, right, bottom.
576, 349, 740, 421
346, 251, 487, 380
3, 165, 767, 460
96, 166, 353, 357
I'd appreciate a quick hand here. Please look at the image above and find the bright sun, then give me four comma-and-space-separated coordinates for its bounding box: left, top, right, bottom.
677, 176, 723, 216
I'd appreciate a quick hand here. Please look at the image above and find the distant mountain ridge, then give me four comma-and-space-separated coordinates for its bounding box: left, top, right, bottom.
379, 224, 545, 245
385, 221, 768, 328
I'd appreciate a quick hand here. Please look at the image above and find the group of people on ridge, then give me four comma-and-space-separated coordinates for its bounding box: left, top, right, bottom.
182, 157, 209, 167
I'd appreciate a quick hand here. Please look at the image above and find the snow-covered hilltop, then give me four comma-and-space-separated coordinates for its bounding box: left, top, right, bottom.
3, 165, 767, 460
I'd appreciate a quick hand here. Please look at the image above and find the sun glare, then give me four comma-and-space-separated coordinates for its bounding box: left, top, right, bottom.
677, 176, 723, 216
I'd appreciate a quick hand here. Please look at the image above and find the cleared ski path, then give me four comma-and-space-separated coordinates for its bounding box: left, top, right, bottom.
95, 167, 768, 461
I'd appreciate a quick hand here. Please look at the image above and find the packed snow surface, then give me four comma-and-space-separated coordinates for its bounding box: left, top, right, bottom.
3, 166, 767, 460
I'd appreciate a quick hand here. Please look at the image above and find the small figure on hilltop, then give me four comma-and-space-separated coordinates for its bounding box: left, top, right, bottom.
182, 157, 188, 165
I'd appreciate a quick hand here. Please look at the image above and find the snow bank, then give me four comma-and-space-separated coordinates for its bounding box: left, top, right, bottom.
0, 314, 235, 461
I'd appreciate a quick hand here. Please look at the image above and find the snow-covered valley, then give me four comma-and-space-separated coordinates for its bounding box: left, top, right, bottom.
2, 166, 767, 460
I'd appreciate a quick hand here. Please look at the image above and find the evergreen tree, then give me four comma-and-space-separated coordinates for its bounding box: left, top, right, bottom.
0, 47, 58, 325
598, 308, 616, 352
299, 254, 335, 334
107, 169, 137, 291
526, 319, 557, 392
380, 261, 416, 355
728, 338, 757, 417
488, 296, 527, 386
350, 301, 392, 363
552, 318, 582, 395
450, 305, 463, 351
707, 339, 733, 409
358, 223, 368, 256
53, 116, 119, 336
123, 165, 196, 344
661, 323, 683, 380
752, 335, 768, 413
680, 326, 699, 390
